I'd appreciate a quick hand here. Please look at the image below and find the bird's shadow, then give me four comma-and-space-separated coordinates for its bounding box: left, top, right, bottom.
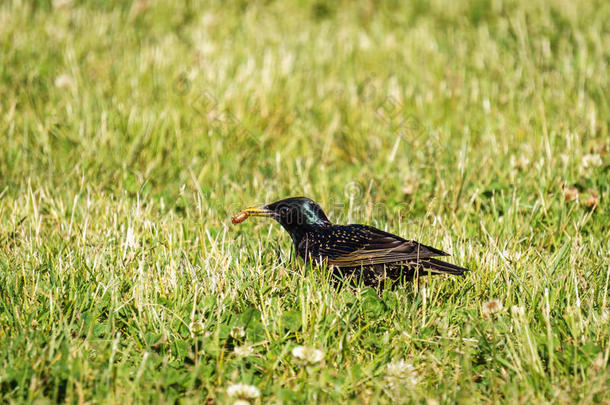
316, 263, 446, 295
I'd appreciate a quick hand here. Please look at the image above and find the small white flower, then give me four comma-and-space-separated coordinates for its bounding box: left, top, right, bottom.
233, 400, 251, 405
359, 32, 372, 50
581, 154, 602, 169
385, 359, 418, 386
482, 299, 503, 317
482, 98, 491, 114
230, 326, 245, 340
291, 346, 324, 364
233, 345, 254, 357
201, 12, 217, 27
510, 145, 533, 170
386, 359, 414, 378
55, 74, 75, 90
226, 383, 260, 400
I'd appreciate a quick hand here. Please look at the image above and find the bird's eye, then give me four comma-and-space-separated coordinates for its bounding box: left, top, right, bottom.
279, 207, 290, 216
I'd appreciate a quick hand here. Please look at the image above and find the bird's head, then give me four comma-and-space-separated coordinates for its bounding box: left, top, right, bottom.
234, 197, 331, 241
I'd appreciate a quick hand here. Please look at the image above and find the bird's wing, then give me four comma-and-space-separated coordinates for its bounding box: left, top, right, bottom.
305, 225, 450, 267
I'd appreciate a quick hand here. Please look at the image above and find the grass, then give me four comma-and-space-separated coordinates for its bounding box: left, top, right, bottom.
0, 0, 609, 403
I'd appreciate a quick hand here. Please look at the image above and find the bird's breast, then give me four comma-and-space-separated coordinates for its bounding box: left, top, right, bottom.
297, 233, 325, 262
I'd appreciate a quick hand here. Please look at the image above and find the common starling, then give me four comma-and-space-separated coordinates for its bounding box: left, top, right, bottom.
232, 197, 469, 286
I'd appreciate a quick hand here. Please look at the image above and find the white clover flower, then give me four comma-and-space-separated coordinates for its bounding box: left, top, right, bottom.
226, 383, 260, 400
385, 359, 418, 386
189, 321, 205, 337
291, 346, 324, 365
230, 326, 246, 340
233, 345, 254, 357
482, 299, 503, 317
386, 359, 414, 378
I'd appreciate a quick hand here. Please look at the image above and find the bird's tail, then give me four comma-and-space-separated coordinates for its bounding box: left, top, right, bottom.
418, 258, 469, 276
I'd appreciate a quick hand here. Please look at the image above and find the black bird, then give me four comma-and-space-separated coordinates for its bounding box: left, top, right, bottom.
233, 197, 469, 287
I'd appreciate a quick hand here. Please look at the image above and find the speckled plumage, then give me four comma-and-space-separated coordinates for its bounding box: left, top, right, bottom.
239, 197, 469, 287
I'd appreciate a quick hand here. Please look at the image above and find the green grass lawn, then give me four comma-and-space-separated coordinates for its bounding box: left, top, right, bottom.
1, 0, 609, 403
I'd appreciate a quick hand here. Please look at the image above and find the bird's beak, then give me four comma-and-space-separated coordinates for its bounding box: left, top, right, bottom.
232, 205, 276, 224
242, 206, 275, 217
